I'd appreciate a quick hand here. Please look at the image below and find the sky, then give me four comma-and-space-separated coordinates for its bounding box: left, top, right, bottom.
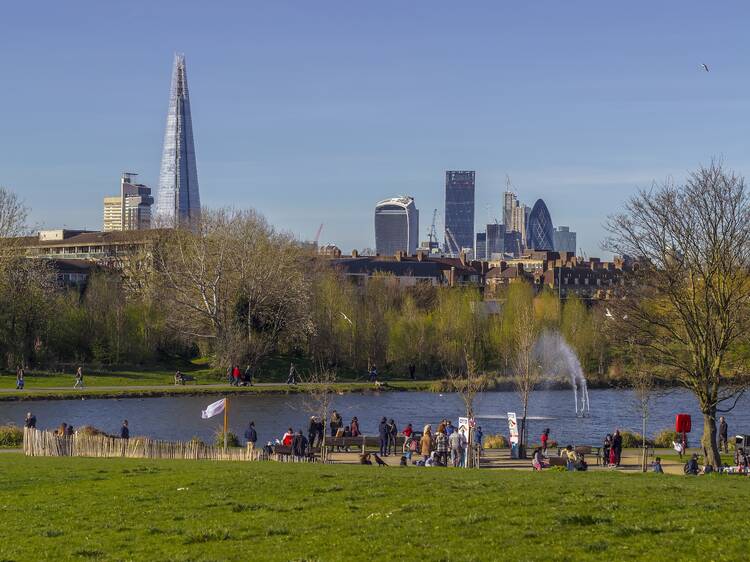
1, 1, 749, 257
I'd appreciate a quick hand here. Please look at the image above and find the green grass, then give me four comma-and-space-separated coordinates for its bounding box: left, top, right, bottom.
0, 454, 747, 560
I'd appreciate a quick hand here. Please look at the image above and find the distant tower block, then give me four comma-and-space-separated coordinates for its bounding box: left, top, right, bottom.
155, 54, 201, 228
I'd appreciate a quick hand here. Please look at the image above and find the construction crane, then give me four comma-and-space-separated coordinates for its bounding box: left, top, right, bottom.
427, 209, 439, 251
445, 227, 461, 256
313, 223, 324, 246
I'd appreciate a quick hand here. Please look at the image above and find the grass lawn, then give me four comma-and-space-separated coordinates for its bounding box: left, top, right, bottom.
0, 454, 747, 561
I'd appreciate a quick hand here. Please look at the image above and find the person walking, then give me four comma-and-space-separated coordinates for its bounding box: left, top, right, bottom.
386, 419, 398, 455
541, 428, 550, 455
24, 412, 36, 429
420, 425, 433, 462
368, 365, 378, 383
435, 424, 449, 466
378, 417, 389, 456
74, 366, 84, 389
243, 364, 254, 386
719, 416, 729, 453
449, 429, 463, 467
232, 365, 241, 386
408, 363, 416, 380
307, 416, 318, 447
120, 420, 130, 439
350, 416, 360, 437
16, 367, 24, 390
612, 429, 623, 467
244, 421, 257, 450
329, 410, 343, 437
286, 363, 297, 385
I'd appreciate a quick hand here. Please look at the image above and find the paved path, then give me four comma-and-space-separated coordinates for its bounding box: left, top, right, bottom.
0, 382, 293, 394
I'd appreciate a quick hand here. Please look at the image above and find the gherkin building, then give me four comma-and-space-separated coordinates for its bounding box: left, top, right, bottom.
526, 199, 554, 251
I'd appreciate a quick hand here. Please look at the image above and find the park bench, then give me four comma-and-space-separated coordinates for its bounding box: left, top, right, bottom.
547, 456, 567, 467
324, 435, 407, 454
556, 445, 603, 465
174, 375, 196, 385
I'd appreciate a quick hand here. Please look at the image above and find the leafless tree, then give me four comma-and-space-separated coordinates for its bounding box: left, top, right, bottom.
0, 187, 29, 268
298, 366, 338, 461
447, 351, 489, 467
510, 293, 541, 459
606, 161, 750, 468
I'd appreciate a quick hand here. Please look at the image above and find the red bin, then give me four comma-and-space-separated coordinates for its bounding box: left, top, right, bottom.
675, 413, 692, 433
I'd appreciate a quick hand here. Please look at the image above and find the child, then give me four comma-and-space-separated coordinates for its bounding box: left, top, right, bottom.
652, 457, 664, 473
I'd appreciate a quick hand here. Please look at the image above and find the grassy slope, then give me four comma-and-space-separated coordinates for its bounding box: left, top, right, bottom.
0, 455, 747, 561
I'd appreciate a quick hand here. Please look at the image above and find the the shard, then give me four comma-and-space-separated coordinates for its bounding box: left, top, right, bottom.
155, 54, 201, 227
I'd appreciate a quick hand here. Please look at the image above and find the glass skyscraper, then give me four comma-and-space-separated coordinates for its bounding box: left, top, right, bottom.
526, 199, 555, 251
444, 171, 475, 254
155, 54, 201, 228
374, 196, 419, 256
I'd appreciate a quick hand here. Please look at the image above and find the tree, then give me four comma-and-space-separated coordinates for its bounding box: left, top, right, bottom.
606, 162, 750, 468
298, 366, 338, 461
626, 339, 657, 472
504, 283, 541, 458
447, 351, 488, 468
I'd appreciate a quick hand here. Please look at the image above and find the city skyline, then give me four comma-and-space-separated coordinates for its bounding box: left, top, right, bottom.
2, 2, 749, 257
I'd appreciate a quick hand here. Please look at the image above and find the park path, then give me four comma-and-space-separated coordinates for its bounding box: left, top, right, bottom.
0, 382, 295, 395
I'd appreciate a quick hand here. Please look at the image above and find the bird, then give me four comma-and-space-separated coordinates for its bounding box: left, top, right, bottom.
340, 312, 353, 326
373, 453, 388, 467
701, 63, 709, 72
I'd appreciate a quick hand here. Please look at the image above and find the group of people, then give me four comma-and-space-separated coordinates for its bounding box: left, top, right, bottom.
410, 419, 478, 468
227, 365, 254, 386
602, 430, 624, 467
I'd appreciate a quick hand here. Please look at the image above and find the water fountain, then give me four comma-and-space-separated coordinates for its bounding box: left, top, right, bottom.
534, 330, 591, 417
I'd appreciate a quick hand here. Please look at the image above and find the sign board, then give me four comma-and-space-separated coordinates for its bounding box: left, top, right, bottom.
507, 412, 519, 445
458, 417, 470, 442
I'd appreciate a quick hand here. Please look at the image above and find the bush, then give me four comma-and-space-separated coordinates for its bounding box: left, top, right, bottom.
214, 431, 240, 448
0, 424, 23, 447
619, 430, 654, 448
653, 428, 680, 448
76, 425, 108, 437
483, 434, 509, 449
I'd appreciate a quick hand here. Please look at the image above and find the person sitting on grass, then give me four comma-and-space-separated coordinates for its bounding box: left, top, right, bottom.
532, 447, 545, 471
684, 453, 700, 475
652, 457, 664, 473
563, 445, 578, 471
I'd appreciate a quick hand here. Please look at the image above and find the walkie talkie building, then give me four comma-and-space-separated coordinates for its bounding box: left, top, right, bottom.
155, 54, 201, 228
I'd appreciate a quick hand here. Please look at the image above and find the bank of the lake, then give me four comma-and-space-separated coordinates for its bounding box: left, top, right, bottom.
0, 453, 746, 561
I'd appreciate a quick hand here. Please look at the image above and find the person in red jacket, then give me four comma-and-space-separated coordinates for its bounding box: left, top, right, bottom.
541, 428, 550, 454
402, 423, 413, 438
281, 427, 294, 447
232, 365, 241, 386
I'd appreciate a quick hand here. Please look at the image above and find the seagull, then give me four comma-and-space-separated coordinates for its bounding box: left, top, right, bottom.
340, 312, 353, 326
605, 308, 614, 319
701, 63, 709, 72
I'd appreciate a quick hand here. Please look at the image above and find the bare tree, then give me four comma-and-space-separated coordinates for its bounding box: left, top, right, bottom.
447, 351, 489, 467
298, 366, 338, 461
606, 161, 750, 468
625, 339, 657, 472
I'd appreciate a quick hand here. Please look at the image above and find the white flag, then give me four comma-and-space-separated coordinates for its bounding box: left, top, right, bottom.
201, 398, 225, 419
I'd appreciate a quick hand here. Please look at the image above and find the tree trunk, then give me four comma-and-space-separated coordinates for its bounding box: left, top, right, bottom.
701, 409, 721, 468
641, 410, 647, 472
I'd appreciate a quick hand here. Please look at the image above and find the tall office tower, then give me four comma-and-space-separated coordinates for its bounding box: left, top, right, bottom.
155, 54, 201, 228
511, 205, 527, 242
486, 223, 505, 260
103, 172, 154, 232
475, 232, 487, 260
444, 170, 475, 254
526, 199, 555, 250
554, 226, 577, 254
374, 196, 419, 256
503, 191, 517, 232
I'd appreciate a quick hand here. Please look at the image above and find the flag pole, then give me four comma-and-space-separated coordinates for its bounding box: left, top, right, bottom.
223, 396, 229, 451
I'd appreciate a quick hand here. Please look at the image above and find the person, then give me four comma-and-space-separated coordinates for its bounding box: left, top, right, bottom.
435, 424, 448, 466
446, 420, 456, 437
307, 417, 318, 447
541, 428, 550, 455
652, 457, 664, 474
673, 440, 685, 460
408, 363, 416, 380
243, 364, 254, 386
603, 434, 612, 466
56, 423, 68, 436
378, 417, 389, 456
532, 447, 545, 471
286, 363, 297, 385
24, 412, 36, 429
174, 370, 184, 385
74, 366, 84, 389
368, 365, 378, 382
420, 425, 433, 462
263, 442, 274, 455
719, 416, 728, 453
563, 445, 578, 471
65, 424, 74, 436
612, 430, 623, 467
315, 417, 324, 445
424, 451, 438, 467
474, 426, 484, 448
335, 425, 345, 439
350, 416, 361, 437
232, 365, 241, 386
120, 420, 129, 439
684, 453, 700, 475
359, 453, 372, 465
226, 366, 233, 385
281, 427, 294, 447
386, 419, 398, 455
244, 421, 257, 450
734, 447, 748, 471
402, 423, 413, 438
449, 428, 466, 467
403, 433, 416, 461
329, 410, 342, 437
16, 367, 24, 390
291, 430, 308, 459
343, 425, 352, 438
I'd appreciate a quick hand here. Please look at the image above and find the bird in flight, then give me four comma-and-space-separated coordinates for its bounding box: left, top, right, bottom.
701, 63, 709, 72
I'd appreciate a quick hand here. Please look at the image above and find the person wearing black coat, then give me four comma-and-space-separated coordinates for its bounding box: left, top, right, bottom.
120, 420, 129, 439
307, 417, 318, 447
378, 417, 389, 456
244, 421, 258, 449
291, 430, 308, 459
612, 430, 623, 467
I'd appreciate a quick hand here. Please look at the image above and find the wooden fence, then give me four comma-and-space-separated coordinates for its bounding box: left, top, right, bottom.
21, 427, 306, 462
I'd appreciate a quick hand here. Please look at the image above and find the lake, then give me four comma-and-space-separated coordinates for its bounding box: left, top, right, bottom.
3, 388, 748, 446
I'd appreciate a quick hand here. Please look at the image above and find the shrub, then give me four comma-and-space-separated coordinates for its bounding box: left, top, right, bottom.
483, 434, 509, 449
653, 428, 680, 448
77, 426, 108, 437
619, 430, 654, 448
214, 431, 240, 448
0, 425, 23, 447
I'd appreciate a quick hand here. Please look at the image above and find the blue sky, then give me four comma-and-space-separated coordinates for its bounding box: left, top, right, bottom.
1, 1, 748, 256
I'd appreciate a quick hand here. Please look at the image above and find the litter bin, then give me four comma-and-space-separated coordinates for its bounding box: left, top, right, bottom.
511, 442, 519, 459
